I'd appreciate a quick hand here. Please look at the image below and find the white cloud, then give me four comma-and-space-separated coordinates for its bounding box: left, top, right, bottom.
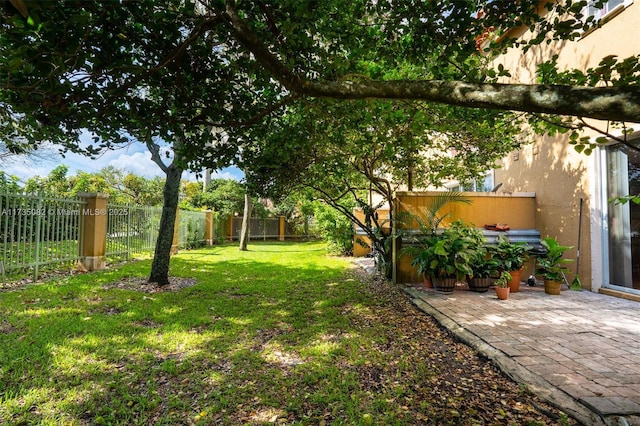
2, 158, 55, 184
2, 140, 243, 183
211, 168, 244, 181
107, 151, 164, 178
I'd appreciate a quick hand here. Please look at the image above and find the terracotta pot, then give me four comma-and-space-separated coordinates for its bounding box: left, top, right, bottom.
508, 269, 522, 293
544, 279, 562, 295
468, 277, 492, 293
433, 277, 457, 293
422, 273, 433, 289
495, 286, 510, 300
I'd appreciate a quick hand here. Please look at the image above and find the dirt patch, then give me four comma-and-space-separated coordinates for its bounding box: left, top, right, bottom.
102, 276, 197, 293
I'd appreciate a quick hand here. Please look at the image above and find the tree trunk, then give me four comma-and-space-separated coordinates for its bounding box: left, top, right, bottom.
238, 192, 253, 251
149, 164, 183, 285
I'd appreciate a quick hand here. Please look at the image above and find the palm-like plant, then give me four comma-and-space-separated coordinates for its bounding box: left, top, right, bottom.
402, 192, 472, 278
417, 192, 472, 236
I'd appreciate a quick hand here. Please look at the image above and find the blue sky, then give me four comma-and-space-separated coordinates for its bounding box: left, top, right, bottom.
3, 137, 243, 185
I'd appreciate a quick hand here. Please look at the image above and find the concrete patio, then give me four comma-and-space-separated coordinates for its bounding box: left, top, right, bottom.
403, 284, 640, 426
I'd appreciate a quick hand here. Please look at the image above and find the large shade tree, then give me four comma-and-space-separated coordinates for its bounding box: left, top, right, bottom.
2, 0, 639, 283
1, 1, 280, 283
244, 97, 520, 275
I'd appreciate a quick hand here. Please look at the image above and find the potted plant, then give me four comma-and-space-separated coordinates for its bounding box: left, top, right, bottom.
468, 247, 500, 293
426, 221, 482, 293
408, 234, 440, 288
491, 235, 530, 293
402, 193, 472, 288
536, 237, 574, 295
494, 271, 511, 300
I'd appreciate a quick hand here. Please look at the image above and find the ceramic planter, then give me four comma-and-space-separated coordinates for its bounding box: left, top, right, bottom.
544, 279, 562, 295
422, 273, 434, 289
508, 269, 522, 293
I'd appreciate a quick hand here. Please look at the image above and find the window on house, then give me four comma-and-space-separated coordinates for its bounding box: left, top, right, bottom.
450, 172, 494, 192
584, 0, 632, 22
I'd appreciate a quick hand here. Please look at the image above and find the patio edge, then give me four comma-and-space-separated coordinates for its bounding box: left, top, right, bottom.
403, 287, 610, 426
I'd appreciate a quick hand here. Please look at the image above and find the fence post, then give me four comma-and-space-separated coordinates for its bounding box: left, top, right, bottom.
125, 204, 131, 260
228, 215, 234, 241
171, 209, 180, 255
204, 210, 214, 245
279, 216, 285, 241
78, 192, 109, 271
33, 195, 43, 280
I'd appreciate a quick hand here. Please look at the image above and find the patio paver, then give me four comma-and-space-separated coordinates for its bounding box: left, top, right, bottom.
404, 284, 640, 426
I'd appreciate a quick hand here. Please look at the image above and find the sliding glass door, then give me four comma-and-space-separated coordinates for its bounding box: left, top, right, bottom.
606, 141, 640, 289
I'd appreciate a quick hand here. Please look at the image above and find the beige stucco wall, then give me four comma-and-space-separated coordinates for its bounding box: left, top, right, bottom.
495, 2, 639, 84
490, 2, 640, 291
495, 133, 591, 288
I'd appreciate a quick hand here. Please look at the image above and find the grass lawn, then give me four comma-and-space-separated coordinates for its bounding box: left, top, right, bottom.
0, 242, 574, 425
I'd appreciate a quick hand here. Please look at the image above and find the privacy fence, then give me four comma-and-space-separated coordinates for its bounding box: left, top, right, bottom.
1, 191, 312, 280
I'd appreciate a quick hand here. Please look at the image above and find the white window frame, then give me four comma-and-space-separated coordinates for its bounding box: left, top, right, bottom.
445, 170, 495, 193
593, 132, 640, 295
583, 0, 633, 23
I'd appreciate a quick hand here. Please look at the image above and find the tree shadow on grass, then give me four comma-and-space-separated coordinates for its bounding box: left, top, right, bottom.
0, 243, 377, 424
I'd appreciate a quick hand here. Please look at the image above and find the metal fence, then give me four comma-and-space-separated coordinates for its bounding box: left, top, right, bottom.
229, 217, 280, 240
1, 190, 316, 280
177, 210, 207, 249
0, 192, 86, 278
106, 205, 163, 258
227, 216, 316, 241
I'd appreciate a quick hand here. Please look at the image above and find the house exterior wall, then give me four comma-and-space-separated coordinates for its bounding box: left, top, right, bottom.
491, 2, 640, 292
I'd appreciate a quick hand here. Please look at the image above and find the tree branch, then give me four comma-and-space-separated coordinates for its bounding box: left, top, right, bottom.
225, 0, 303, 92
224, 3, 640, 123
299, 80, 640, 123
191, 94, 301, 129
99, 15, 224, 116
578, 118, 640, 153
146, 137, 168, 174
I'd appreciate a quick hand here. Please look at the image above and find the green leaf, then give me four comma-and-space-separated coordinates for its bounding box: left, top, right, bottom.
434, 240, 448, 256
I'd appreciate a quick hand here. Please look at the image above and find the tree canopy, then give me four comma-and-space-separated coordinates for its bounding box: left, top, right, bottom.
239, 94, 520, 275
186, 178, 246, 216
11, 164, 167, 205
2, 0, 638, 158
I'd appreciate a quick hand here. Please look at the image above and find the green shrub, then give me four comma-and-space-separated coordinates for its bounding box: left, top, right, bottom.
313, 203, 354, 255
